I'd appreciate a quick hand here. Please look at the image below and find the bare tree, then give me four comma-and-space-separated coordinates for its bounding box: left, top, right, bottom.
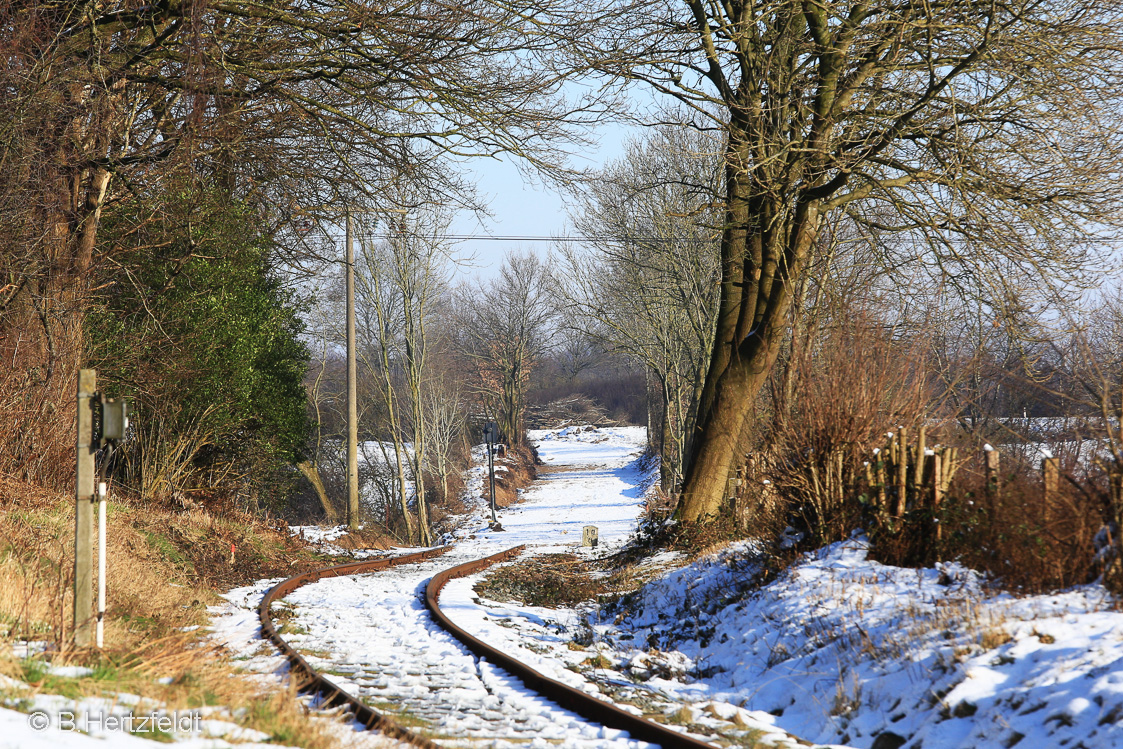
354, 206, 456, 545
299, 301, 344, 524
0, 0, 603, 484
458, 251, 559, 446
563, 123, 722, 490
566, 0, 1123, 522
422, 369, 470, 505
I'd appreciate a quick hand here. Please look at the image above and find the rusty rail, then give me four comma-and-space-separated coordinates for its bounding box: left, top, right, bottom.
424, 546, 721, 749
261, 544, 777, 748
258, 545, 451, 748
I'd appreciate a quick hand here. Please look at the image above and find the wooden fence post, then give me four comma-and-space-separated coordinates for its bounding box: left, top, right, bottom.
914, 426, 927, 489
1042, 456, 1058, 525
985, 446, 1001, 497
1042, 457, 1058, 502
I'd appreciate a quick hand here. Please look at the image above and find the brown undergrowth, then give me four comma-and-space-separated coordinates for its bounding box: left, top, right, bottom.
475, 554, 603, 607
0, 472, 388, 747
473, 544, 699, 610
492, 443, 538, 508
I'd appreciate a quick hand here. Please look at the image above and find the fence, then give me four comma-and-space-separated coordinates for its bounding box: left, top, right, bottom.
733, 428, 1064, 541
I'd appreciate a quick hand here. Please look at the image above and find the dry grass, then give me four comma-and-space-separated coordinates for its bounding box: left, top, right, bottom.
475, 542, 699, 610
0, 336, 77, 492
475, 554, 605, 607
0, 472, 380, 748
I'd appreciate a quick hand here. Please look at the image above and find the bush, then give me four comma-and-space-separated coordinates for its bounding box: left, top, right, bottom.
86, 188, 308, 509
933, 451, 1107, 591
759, 310, 930, 546
747, 307, 1109, 592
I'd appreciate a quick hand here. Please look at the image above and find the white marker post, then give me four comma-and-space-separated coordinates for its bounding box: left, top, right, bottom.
97, 480, 107, 648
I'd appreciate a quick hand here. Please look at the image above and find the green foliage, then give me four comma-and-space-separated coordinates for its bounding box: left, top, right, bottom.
87, 187, 308, 503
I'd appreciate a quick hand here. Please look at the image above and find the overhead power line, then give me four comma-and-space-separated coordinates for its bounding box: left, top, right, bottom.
347, 232, 1123, 245
350, 233, 716, 243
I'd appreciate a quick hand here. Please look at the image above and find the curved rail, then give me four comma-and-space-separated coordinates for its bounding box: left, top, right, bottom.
257, 546, 452, 748
424, 546, 727, 749
261, 544, 779, 748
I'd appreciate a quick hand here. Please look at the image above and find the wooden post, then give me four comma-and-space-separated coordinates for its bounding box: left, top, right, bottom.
895, 428, 908, 516
75, 369, 97, 647
943, 447, 960, 497
1042, 457, 1059, 524
914, 426, 927, 491
1042, 457, 1058, 501
985, 447, 1001, 497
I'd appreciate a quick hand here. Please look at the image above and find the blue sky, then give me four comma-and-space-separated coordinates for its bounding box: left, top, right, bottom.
448, 122, 636, 283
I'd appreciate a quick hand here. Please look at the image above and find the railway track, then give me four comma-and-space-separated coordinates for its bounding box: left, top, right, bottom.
258, 544, 735, 749
257, 545, 452, 748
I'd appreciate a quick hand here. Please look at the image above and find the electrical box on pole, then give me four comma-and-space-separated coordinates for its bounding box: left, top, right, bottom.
97, 395, 129, 445
75, 373, 131, 649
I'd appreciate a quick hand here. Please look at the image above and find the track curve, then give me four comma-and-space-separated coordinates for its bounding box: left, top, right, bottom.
257, 546, 452, 748
259, 544, 764, 749
424, 547, 722, 749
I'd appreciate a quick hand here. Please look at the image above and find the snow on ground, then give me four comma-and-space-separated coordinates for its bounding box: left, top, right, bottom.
250, 426, 663, 748
20, 422, 1122, 748
458, 426, 652, 548
416, 424, 1123, 749
277, 553, 648, 748
202, 425, 823, 747
0, 666, 325, 749
578, 537, 1123, 749
1, 603, 398, 749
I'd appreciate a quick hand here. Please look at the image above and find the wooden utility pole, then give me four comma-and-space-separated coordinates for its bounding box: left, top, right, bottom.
346, 209, 360, 529
74, 369, 96, 646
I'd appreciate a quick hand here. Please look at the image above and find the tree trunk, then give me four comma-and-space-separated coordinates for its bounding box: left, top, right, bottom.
676, 314, 788, 522
676, 123, 823, 521
414, 453, 431, 546
297, 461, 338, 523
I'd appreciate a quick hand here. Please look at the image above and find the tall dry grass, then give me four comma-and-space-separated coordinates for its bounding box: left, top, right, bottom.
0, 471, 381, 747
0, 330, 77, 491
0, 472, 215, 650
